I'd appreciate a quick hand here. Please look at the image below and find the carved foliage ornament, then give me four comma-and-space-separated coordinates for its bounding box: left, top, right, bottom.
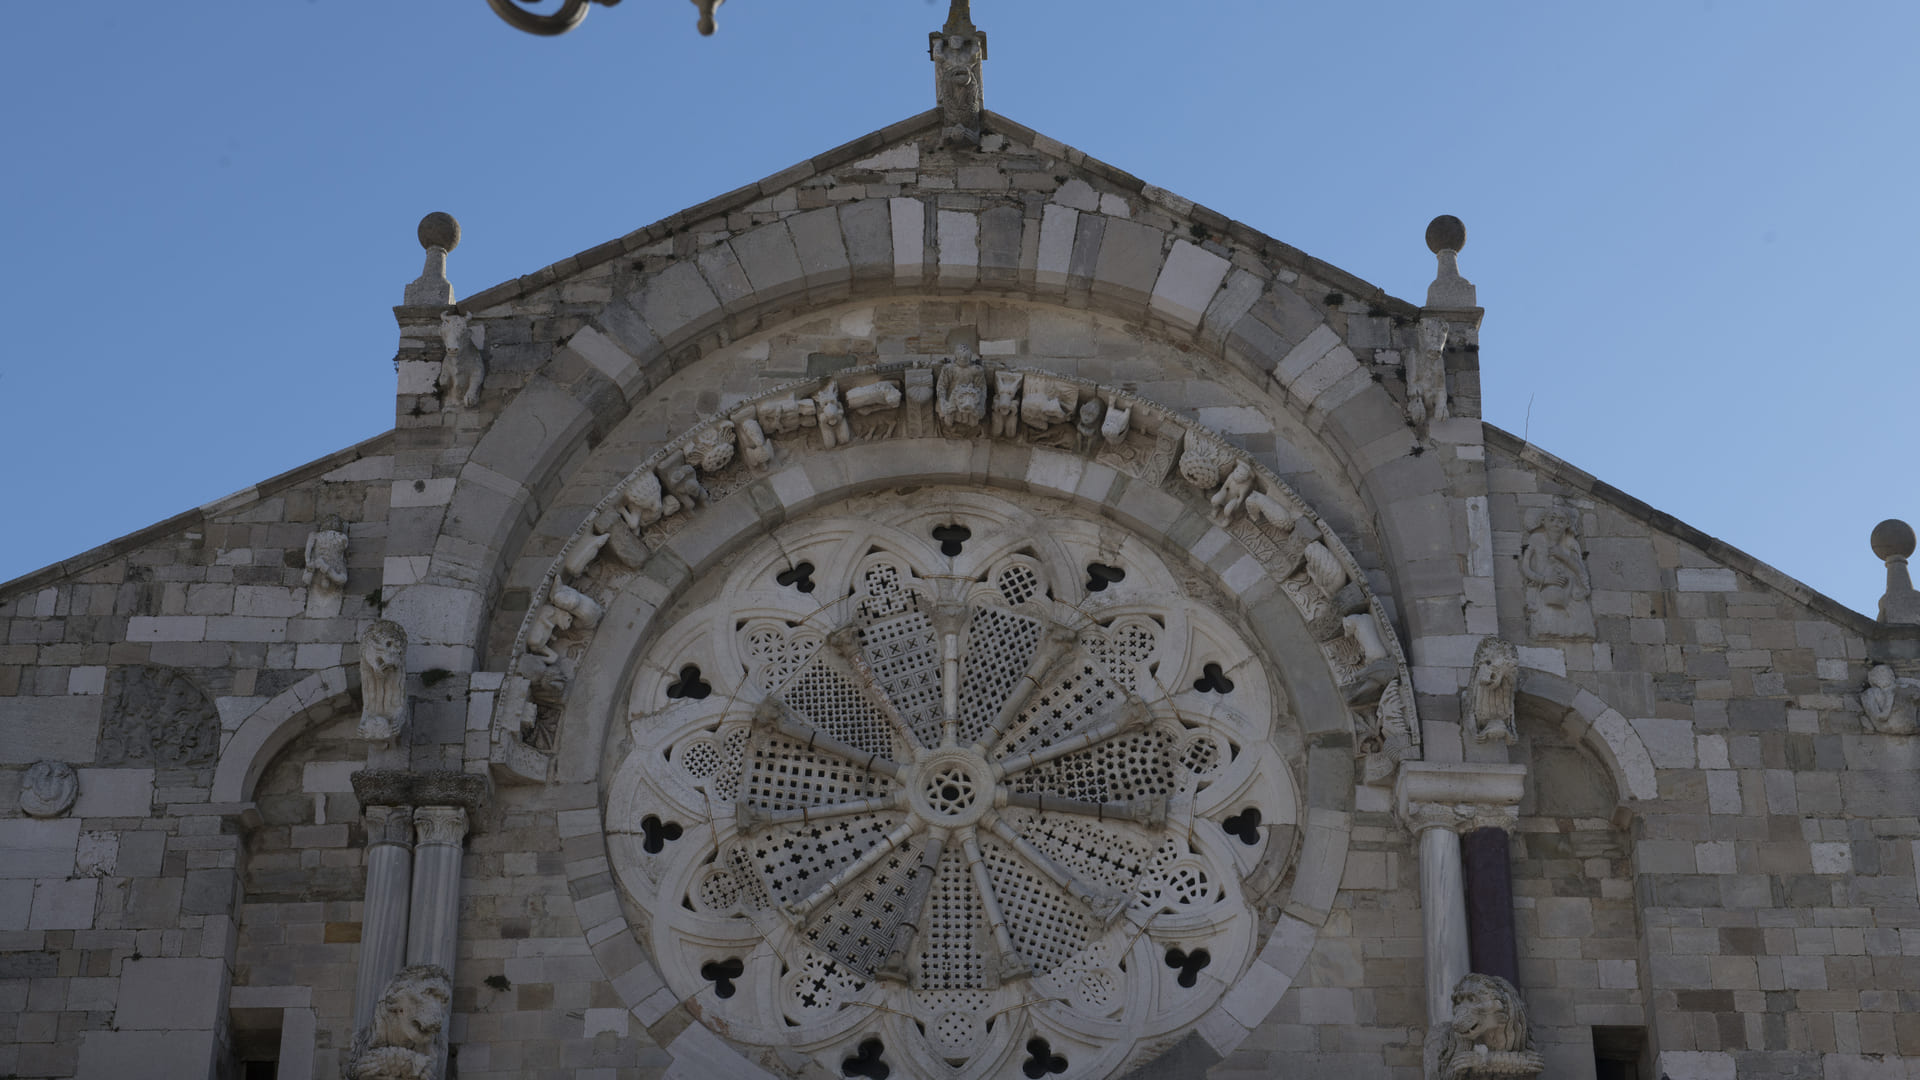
606, 496, 1300, 1079
494, 362, 1417, 778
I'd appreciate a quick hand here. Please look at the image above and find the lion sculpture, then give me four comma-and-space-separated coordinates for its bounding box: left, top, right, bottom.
357, 620, 410, 745
1430, 972, 1545, 1079
349, 964, 452, 1080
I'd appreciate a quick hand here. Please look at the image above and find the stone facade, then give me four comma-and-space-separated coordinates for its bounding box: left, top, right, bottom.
3, 84, 1918, 1080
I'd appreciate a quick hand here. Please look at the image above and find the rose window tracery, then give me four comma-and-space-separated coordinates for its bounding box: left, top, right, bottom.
606, 490, 1305, 1079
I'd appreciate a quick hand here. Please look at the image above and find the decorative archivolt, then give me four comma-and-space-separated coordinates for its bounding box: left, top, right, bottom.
488, 353, 1418, 785
603, 499, 1297, 1079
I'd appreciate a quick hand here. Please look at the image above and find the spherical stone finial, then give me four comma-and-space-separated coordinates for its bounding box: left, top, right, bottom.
1425, 215, 1466, 254
417, 212, 461, 253
1871, 518, 1916, 562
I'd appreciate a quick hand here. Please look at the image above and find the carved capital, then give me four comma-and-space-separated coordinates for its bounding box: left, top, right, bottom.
412, 805, 468, 847
1400, 800, 1476, 835
1394, 762, 1527, 836
365, 805, 415, 848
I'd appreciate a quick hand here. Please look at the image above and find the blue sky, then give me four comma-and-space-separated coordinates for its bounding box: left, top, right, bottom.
2, 2, 1914, 617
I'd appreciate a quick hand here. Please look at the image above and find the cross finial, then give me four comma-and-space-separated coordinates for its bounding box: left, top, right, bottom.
944, 0, 976, 34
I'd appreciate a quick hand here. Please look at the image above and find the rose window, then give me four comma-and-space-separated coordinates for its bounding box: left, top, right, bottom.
605, 490, 1304, 1079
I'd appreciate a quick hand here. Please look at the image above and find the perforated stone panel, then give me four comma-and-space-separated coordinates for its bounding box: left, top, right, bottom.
604, 489, 1305, 1079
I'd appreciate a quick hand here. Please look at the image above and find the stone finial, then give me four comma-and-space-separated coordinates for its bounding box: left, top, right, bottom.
930, 0, 987, 147
1424, 214, 1477, 309
404, 211, 460, 307
692, 0, 722, 35
1871, 519, 1920, 625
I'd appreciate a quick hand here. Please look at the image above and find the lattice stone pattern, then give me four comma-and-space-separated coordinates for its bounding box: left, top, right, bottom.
605, 490, 1304, 1079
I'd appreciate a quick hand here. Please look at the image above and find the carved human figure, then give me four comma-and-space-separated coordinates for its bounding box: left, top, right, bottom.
349, 964, 453, 1080
1406, 317, 1450, 434
734, 412, 774, 472
991, 370, 1022, 438
1431, 972, 1545, 1080
1465, 637, 1520, 744
662, 460, 709, 512
757, 395, 805, 435
684, 421, 737, 473
936, 344, 987, 435
358, 620, 410, 745
928, 3, 986, 146
815, 381, 853, 449
438, 310, 485, 410
1359, 677, 1413, 786
20, 760, 78, 818
1075, 398, 1102, 454
1209, 460, 1254, 525
1861, 664, 1917, 735
303, 515, 350, 595
1520, 505, 1595, 638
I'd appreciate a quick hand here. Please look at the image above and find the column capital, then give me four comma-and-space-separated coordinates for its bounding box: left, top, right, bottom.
413, 805, 469, 847
364, 804, 415, 848
1395, 761, 1526, 835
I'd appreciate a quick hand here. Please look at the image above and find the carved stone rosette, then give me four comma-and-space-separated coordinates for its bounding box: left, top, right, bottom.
20, 760, 78, 818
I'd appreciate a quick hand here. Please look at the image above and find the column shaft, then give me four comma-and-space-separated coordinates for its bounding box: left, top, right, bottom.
353, 805, 414, 1038
1418, 824, 1471, 1026
1462, 825, 1519, 985
406, 805, 469, 972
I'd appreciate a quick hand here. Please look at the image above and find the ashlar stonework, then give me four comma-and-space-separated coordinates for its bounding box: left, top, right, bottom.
3, 18, 1920, 1079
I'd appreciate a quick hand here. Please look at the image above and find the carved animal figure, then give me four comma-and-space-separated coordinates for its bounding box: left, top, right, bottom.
1020, 376, 1071, 431
1465, 637, 1520, 743
617, 470, 677, 532
929, 11, 986, 146
437, 310, 485, 410
734, 413, 774, 472
1360, 677, 1412, 786
1100, 397, 1131, 446
357, 620, 410, 745
815, 382, 853, 448
846, 380, 903, 415
1433, 973, 1544, 1079
991, 370, 1022, 438
350, 964, 452, 1080
1244, 489, 1294, 531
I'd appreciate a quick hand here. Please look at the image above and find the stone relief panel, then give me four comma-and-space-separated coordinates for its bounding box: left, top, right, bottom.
1861, 664, 1919, 735
20, 760, 78, 818
100, 665, 218, 768
604, 493, 1300, 1080
488, 361, 1417, 783
1519, 502, 1595, 640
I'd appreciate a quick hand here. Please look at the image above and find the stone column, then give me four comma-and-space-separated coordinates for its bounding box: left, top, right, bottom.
1396, 762, 1527, 1027
1461, 807, 1521, 987
353, 804, 414, 1038
1407, 802, 1472, 1026
406, 805, 469, 972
